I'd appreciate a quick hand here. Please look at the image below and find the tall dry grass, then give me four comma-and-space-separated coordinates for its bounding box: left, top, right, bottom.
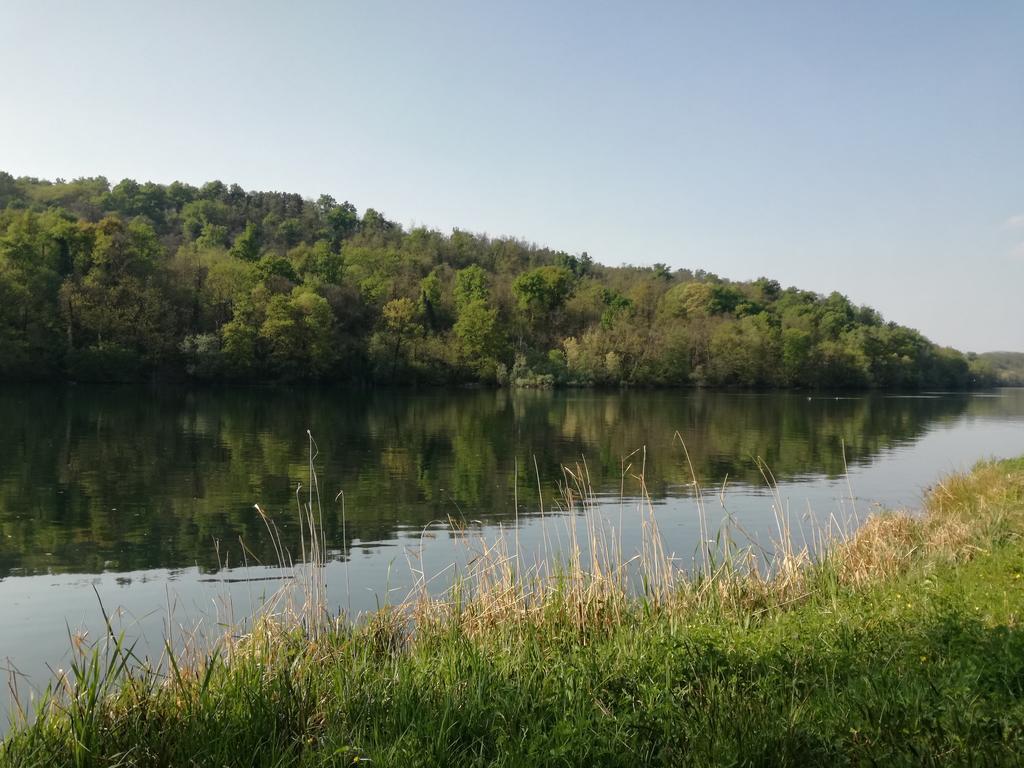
7, 440, 1021, 750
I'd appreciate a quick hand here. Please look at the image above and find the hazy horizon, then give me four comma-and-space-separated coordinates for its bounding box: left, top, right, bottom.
2, 0, 1021, 351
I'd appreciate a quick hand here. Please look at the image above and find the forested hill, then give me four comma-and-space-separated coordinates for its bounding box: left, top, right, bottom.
0, 172, 994, 389
974, 352, 1024, 386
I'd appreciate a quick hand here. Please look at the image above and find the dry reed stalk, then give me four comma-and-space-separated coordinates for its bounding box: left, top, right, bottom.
43, 440, 1014, 726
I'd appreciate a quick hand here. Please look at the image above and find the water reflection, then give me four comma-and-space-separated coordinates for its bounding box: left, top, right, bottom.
0, 386, 1021, 578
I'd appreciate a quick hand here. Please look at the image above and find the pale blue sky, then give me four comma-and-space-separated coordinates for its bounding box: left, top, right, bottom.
2, 1, 1021, 351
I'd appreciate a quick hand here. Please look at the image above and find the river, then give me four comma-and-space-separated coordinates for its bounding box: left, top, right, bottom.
1, 385, 1022, 727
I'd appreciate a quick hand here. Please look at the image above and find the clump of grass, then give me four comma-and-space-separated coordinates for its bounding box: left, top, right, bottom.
830, 513, 924, 587
825, 456, 1023, 592
3, 454, 1024, 767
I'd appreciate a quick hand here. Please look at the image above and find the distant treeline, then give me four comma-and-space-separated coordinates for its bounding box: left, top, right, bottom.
0, 172, 997, 388
974, 352, 1024, 386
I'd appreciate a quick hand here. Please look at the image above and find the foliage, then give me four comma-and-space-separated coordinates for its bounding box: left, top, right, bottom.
974, 351, 1024, 386
0, 172, 995, 388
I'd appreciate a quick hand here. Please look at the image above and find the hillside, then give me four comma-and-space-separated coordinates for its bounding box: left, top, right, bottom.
0, 172, 993, 388
975, 352, 1024, 386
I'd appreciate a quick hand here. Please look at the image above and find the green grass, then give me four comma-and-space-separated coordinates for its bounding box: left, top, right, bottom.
3, 457, 1024, 766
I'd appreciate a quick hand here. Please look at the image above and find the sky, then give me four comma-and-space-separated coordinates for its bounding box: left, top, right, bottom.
1, 0, 1021, 352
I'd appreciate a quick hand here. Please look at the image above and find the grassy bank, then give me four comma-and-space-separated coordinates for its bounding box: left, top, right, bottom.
3, 457, 1024, 766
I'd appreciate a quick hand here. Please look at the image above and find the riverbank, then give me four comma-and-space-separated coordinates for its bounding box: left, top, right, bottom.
3, 457, 1024, 766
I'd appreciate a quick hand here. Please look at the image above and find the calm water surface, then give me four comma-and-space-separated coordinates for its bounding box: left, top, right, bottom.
1, 386, 1022, 724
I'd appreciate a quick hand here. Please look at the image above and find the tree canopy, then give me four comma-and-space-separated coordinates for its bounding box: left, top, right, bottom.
0, 171, 997, 389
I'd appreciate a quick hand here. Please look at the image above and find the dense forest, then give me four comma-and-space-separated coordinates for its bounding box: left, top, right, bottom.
0, 172, 998, 389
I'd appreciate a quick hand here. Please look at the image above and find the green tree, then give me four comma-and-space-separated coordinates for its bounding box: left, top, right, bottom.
374, 297, 423, 378
318, 195, 359, 247
221, 299, 259, 376
453, 299, 501, 377
419, 268, 445, 329
512, 266, 575, 347
454, 265, 489, 311
230, 222, 262, 262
